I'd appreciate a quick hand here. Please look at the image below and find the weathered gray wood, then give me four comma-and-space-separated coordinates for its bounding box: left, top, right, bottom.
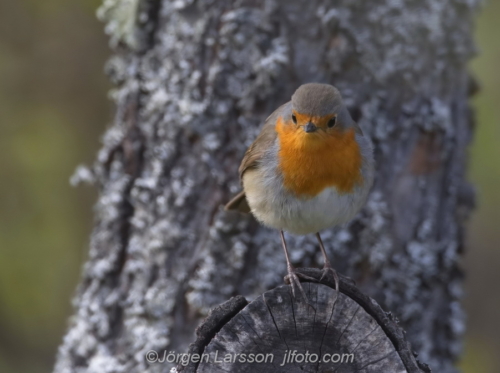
295, 268, 430, 373
54, 1, 478, 372
178, 270, 429, 373
201, 284, 405, 373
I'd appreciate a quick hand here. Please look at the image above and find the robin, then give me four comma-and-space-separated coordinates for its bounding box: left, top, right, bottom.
225, 83, 374, 298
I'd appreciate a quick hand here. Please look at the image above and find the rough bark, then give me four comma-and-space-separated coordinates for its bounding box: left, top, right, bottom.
56, 1, 478, 373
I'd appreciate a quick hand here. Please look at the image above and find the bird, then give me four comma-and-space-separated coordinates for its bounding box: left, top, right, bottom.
225, 83, 374, 299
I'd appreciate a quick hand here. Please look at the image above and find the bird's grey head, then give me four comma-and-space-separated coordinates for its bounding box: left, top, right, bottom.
291, 83, 344, 117
288, 83, 354, 133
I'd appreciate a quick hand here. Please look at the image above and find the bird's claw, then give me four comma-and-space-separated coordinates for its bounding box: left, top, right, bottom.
319, 265, 340, 293
284, 268, 315, 300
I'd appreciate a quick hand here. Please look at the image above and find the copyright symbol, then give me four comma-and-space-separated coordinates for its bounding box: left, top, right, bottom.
146, 350, 159, 363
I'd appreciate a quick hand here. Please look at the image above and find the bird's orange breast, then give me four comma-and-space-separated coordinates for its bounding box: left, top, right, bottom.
276, 117, 363, 197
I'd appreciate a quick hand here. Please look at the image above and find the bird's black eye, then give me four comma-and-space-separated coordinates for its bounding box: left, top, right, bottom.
327, 117, 337, 128
292, 114, 297, 124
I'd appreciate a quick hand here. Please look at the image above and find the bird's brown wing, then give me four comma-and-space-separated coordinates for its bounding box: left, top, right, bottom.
224, 190, 251, 213
238, 105, 283, 179
224, 103, 285, 213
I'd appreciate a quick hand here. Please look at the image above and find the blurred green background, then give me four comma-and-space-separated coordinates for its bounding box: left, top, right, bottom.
0, 1, 498, 372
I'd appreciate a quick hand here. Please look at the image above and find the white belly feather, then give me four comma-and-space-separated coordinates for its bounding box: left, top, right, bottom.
243, 159, 372, 235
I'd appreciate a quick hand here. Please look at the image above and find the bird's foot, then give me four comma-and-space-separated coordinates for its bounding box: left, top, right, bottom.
284, 267, 316, 300
319, 264, 340, 293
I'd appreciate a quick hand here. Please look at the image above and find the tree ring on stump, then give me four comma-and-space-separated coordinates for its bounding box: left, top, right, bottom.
177, 268, 430, 373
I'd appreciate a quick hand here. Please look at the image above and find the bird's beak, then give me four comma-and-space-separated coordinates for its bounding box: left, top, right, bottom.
303, 122, 317, 133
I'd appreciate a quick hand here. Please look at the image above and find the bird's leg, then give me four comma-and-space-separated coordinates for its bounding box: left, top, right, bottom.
280, 230, 315, 300
316, 232, 340, 293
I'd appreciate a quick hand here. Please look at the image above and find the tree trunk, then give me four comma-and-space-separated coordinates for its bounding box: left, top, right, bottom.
55, 1, 478, 373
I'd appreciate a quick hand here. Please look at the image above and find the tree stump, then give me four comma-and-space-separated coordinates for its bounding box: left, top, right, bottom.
177, 269, 430, 373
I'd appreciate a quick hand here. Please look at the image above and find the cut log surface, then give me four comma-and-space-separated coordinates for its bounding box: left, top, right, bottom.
179, 269, 429, 373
